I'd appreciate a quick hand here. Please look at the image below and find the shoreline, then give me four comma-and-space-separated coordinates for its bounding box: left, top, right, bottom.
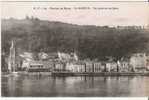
51, 72, 149, 76
2, 71, 149, 76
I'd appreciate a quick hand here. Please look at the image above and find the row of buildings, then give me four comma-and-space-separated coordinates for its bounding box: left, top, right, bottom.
6, 40, 149, 73
21, 59, 148, 73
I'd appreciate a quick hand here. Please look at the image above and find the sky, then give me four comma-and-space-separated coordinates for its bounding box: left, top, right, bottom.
1, 1, 149, 26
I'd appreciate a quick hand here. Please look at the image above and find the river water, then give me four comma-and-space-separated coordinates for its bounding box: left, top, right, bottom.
1, 75, 149, 97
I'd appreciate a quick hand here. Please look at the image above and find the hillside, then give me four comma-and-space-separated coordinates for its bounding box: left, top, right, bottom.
2, 18, 149, 60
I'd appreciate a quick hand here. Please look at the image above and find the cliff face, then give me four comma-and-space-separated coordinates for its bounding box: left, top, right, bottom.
2, 18, 149, 60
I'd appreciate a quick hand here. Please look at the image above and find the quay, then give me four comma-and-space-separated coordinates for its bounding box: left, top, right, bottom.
2, 71, 149, 76
51, 71, 149, 76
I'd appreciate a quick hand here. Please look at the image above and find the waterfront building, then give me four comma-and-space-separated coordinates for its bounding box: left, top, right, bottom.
111, 62, 117, 72
29, 62, 43, 68
22, 60, 30, 68
54, 62, 64, 72
27, 62, 44, 72
73, 52, 79, 61
27, 61, 54, 72
130, 53, 147, 71
106, 63, 111, 72
66, 62, 85, 72
119, 61, 129, 72
93, 62, 101, 72
20, 52, 34, 69
85, 62, 94, 72
105, 62, 118, 72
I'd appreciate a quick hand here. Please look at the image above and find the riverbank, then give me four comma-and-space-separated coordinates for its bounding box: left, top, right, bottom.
2, 71, 149, 76
51, 72, 149, 76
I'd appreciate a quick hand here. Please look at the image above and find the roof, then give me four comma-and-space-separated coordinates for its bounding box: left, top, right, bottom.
29, 61, 43, 65
29, 60, 56, 66
30, 63, 43, 66
19, 52, 34, 61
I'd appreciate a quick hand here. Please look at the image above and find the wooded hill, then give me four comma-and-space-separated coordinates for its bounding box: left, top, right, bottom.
2, 18, 149, 61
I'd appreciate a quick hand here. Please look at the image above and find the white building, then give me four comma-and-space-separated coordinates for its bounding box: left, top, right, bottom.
130, 53, 146, 70
38, 52, 49, 60
19, 52, 34, 68
58, 52, 78, 61
66, 62, 85, 72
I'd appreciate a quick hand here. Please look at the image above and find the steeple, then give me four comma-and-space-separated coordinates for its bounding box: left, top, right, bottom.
8, 40, 16, 72
10, 40, 14, 49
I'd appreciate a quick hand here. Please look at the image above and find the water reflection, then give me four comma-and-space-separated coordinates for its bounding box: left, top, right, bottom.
1, 75, 149, 97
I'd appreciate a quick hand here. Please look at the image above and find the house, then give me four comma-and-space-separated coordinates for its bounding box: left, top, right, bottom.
27, 61, 44, 72
58, 52, 78, 61
38, 52, 49, 60
120, 61, 129, 72
93, 62, 101, 72
130, 53, 147, 71
38, 52, 59, 61
66, 62, 85, 72
27, 61, 54, 72
19, 52, 34, 69
54, 62, 64, 72
85, 62, 94, 72
29, 61, 43, 68
19, 52, 34, 61
22, 60, 30, 68
105, 61, 117, 72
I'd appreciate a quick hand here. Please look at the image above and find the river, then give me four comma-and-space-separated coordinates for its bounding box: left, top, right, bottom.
1, 75, 149, 97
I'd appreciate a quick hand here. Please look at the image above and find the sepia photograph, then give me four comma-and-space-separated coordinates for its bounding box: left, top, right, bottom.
1, 1, 149, 97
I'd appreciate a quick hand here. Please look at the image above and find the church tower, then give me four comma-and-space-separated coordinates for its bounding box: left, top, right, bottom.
8, 40, 16, 72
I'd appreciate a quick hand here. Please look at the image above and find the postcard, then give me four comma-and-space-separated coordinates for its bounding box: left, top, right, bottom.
1, 0, 149, 99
